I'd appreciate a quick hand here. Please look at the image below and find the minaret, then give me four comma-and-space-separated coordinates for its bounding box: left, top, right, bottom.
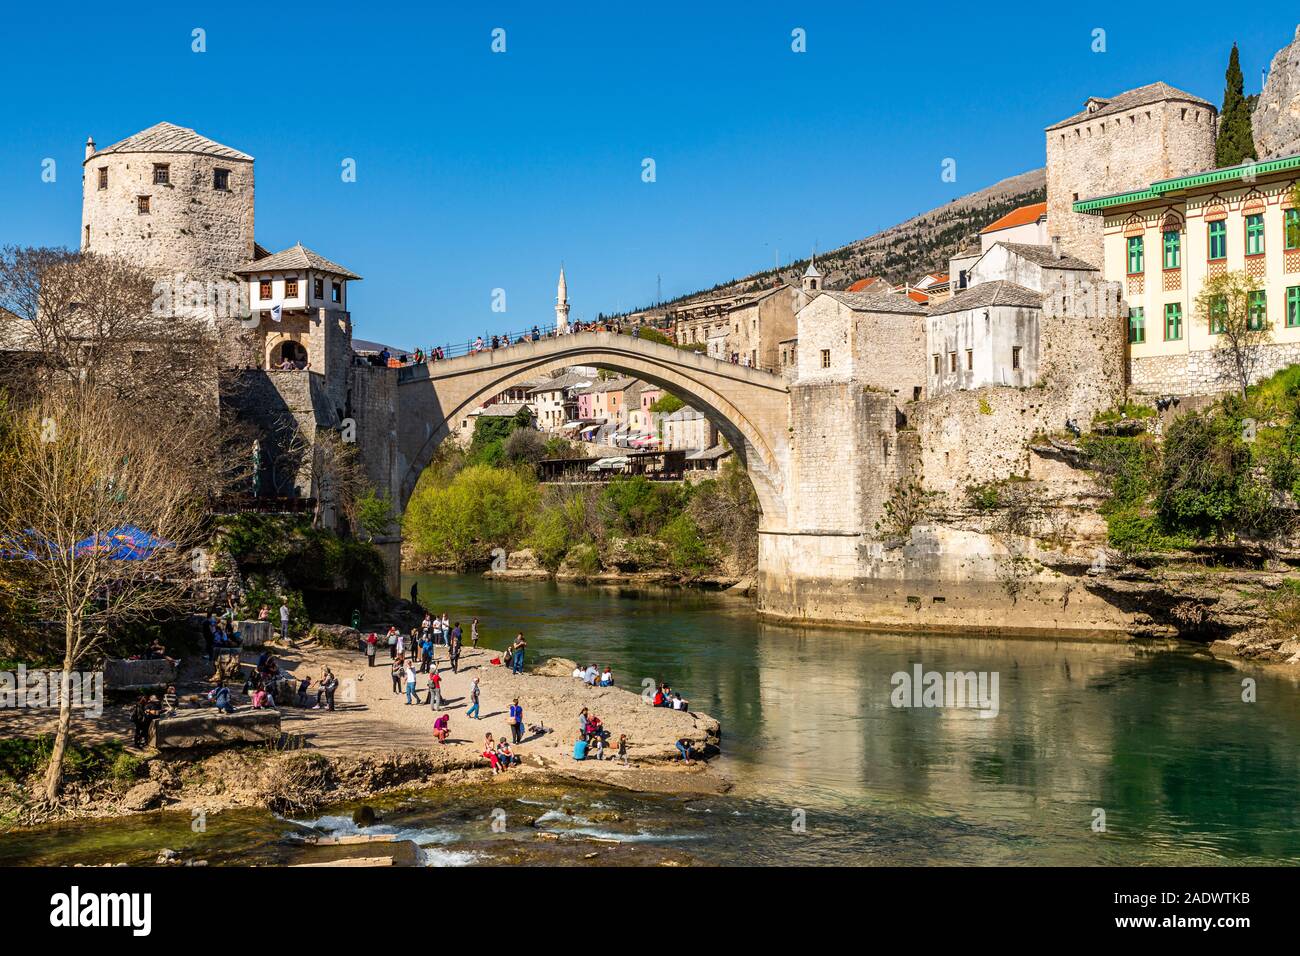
555, 266, 571, 334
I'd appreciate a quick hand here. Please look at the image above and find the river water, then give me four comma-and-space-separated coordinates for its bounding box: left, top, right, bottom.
3, 573, 1299, 866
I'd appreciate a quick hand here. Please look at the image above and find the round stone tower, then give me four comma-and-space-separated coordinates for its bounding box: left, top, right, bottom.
80, 122, 255, 283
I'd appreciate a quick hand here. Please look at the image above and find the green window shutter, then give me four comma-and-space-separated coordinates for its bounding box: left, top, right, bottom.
1287, 209, 1300, 251
1163, 230, 1181, 269
1246, 214, 1265, 256
1209, 221, 1227, 260
1164, 303, 1182, 341
1128, 307, 1145, 344
1287, 286, 1300, 327
1249, 290, 1268, 330
1127, 236, 1144, 274
1210, 295, 1227, 334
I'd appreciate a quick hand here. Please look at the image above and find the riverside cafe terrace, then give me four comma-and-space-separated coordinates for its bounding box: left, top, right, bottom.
536, 449, 687, 483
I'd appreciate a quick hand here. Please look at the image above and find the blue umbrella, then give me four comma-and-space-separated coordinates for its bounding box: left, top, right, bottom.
0, 529, 57, 561
73, 525, 171, 561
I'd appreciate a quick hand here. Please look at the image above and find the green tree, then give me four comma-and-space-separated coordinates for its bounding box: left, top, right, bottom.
1196, 270, 1270, 398
1216, 43, 1258, 167
649, 393, 685, 414
403, 464, 538, 567
1157, 411, 1273, 539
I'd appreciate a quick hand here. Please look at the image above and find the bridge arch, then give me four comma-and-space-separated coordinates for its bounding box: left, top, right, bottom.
394, 332, 791, 528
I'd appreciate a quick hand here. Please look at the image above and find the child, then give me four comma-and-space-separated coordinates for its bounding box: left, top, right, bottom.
617, 734, 629, 767
428, 669, 444, 708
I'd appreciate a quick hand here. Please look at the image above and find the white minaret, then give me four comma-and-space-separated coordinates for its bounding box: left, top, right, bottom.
555, 265, 571, 334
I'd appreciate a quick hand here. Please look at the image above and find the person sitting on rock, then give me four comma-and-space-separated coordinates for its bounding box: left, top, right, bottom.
314, 668, 338, 710
675, 738, 694, 764
496, 739, 518, 769
482, 733, 501, 773
583, 663, 598, 685
208, 682, 235, 715
599, 666, 614, 687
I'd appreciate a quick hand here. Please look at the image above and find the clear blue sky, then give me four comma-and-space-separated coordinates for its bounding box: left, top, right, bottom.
1, 2, 1296, 349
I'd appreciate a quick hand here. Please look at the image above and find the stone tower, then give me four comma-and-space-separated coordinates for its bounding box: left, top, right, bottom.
555, 265, 570, 334
1045, 82, 1217, 266
81, 122, 255, 284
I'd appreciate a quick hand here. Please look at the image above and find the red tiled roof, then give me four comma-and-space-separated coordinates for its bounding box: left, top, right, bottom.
906, 289, 930, 303
847, 277, 882, 292
980, 201, 1048, 235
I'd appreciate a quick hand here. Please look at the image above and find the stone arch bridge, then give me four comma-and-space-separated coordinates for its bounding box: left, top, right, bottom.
392, 331, 792, 528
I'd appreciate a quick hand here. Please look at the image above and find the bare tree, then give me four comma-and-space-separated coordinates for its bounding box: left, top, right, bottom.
1196, 269, 1271, 398
0, 388, 215, 801
0, 247, 240, 802
0, 246, 224, 418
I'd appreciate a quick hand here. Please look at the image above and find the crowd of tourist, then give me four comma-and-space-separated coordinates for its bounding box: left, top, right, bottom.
131, 590, 702, 774
354, 318, 675, 371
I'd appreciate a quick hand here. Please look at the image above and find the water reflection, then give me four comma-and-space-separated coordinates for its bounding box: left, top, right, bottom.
407, 573, 1300, 863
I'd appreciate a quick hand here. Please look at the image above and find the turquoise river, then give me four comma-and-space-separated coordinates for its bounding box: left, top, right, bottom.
2, 573, 1299, 866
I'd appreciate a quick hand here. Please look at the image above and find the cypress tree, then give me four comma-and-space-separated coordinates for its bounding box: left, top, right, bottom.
1216, 42, 1258, 167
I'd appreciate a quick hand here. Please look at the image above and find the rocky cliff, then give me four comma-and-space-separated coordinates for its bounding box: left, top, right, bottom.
1254, 25, 1300, 159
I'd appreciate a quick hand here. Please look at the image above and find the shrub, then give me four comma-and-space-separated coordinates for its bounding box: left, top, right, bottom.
966, 482, 1002, 511
1157, 411, 1275, 538
1104, 508, 1191, 554
239, 578, 309, 638
502, 427, 548, 465
354, 490, 395, 539
600, 476, 686, 537
403, 464, 539, 568
659, 515, 711, 572
875, 478, 935, 541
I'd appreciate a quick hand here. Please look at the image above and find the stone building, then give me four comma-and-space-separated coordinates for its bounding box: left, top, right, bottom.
1075, 151, 1300, 395
81, 122, 255, 287
792, 289, 929, 406
75, 121, 401, 575
528, 370, 594, 432
1046, 82, 1217, 266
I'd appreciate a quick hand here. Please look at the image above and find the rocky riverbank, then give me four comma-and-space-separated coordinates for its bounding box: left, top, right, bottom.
0, 635, 724, 829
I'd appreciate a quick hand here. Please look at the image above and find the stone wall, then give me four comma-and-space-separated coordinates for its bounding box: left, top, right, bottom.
1046, 95, 1216, 266
1132, 340, 1300, 396
82, 151, 254, 282
915, 277, 1126, 496
223, 369, 326, 496
757, 525, 1135, 637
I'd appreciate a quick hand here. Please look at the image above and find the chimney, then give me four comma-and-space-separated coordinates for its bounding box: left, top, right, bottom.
1051, 235, 1062, 259
84, 136, 95, 160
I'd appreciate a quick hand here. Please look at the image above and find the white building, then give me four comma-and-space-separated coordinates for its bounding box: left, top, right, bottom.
927, 240, 1098, 396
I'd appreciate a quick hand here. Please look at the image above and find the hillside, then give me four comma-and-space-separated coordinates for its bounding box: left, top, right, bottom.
626, 168, 1046, 313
